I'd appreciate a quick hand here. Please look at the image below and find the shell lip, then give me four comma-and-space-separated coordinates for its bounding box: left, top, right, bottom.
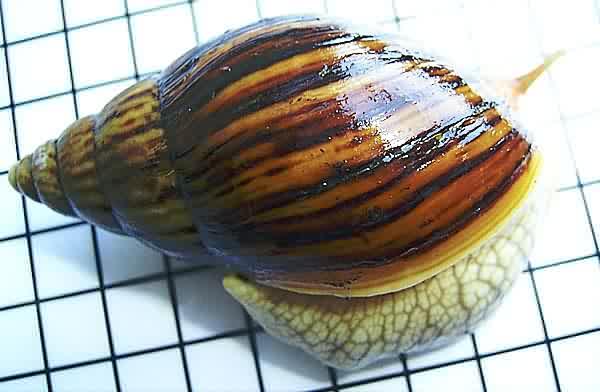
256, 149, 546, 298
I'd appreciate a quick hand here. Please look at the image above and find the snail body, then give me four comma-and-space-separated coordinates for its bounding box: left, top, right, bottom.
9, 16, 554, 369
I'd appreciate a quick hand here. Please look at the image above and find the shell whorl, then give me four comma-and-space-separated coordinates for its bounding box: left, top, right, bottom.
9, 15, 543, 296
9, 79, 207, 257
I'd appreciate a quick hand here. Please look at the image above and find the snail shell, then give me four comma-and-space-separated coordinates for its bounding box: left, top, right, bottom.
9, 15, 545, 300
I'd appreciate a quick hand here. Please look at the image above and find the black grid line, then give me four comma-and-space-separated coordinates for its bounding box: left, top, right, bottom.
164, 256, 193, 392
400, 354, 413, 392
89, 226, 123, 392
0, 2, 53, 391
2, 322, 598, 390
255, 0, 264, 19
245, 6, 265, 391
327, 366, 338, 392
0, 73, 147, 112
0, 220, 87, 243
524, 4, 600, 269
527, 263, 562, 390
470, 334, 488, 392
244, 312, 266, 392
123, 0, 140, 81
528, 1, 600, 390
187, 0, 200, 43
455, 3, 495, 387
1, 1, 600, 391
0, 326, 256, 384
60, 1, 125, 388
0, 0, 193, 50
0, 259, 213, 313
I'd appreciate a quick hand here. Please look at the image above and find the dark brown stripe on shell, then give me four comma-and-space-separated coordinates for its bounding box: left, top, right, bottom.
159, 15, 328, 108
251, 124, 516, 248
190, 67, 471, 204
92, 79, 206, 257
218, 105, 500, 229
149, 16, 536, 279
385, 144, 533, 261
56, 116, 123, 233
173, 59, 441, 209
215, 131, 531, 273
179, 54, 431, 190
160, 22, 357, 116
160, 30, 384, 163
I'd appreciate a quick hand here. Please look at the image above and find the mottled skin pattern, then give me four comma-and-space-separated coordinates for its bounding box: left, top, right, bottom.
225, 198, 537, 369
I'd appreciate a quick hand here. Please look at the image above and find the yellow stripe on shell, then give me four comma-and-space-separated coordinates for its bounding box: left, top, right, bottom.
264, 149, 543, 297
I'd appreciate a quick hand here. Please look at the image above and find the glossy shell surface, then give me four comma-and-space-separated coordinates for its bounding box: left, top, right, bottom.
9, 16, 542, 297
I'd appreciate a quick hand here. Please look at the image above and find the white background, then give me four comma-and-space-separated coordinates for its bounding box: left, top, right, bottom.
0, 0, 599, 391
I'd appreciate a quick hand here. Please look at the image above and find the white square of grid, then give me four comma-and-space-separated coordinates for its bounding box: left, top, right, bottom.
0, 238, 34, 308
0, 109, 17, 173
117, 348, 188, 391
174, 268, 247, 341
475, 272, 545, 354
1, 0, 63, 43
345, 375, 409, 392
410, 361, 483, 392
193, 0, 260, 42
256, 332, 332, 391
31, 225, 99, 299
63, 0, 125, 27
130, 4, 196, 74
76, 78, 136, 117
530, 188, 596, 268
259, 0, 326, 18
40, 292, 111, 367
0, 48, 9, 108
336, 357, 404, 385
105, 279, 179, 354
534, 257, 600, 338
0, 172, 26, 238
185, 336, 261, 391
0, 375, 47, 392
96, 228, 165, 285
68, 19, 134, 89
481, 345, 558, 392
0, 7, 4, 46
552, 331, 600, 391
127, 0, 182, 14
567, 112, 600, 184
51, 362, 117, 392
0, 305, 44, 377
7, 34, 71, 104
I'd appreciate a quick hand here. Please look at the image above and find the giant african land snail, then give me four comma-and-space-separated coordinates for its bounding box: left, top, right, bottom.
8, 15, 561, 369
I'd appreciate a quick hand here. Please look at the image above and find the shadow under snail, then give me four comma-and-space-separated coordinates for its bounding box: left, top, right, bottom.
8, 15, 562, 370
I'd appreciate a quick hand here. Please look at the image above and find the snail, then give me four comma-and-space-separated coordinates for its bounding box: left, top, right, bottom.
8, 15, 560, 370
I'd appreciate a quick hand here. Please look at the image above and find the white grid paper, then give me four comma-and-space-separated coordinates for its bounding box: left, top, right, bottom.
0, 0, 599, 391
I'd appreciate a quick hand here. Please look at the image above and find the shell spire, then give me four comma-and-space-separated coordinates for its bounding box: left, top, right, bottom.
8, 116, 123, 234
8, 78, 209, 258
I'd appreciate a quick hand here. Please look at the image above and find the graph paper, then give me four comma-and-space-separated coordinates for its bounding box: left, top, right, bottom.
0, 0, 599, 391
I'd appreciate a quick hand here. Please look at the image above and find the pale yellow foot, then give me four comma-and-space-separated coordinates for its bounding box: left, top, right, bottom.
224, 207, 535, 370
